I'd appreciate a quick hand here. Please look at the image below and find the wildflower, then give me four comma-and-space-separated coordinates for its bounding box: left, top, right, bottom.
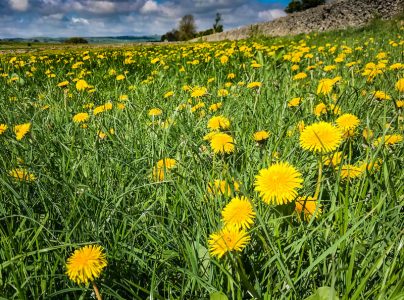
336, 113, 360, 137
372, 91, 391, 100
148, 108, 163, 117
254, 162, 303, 205
288, 97, 302, 107
395, 78, 404, 92
207, 116, 230, 131
58, 80, 69, 87
340, 164, 363, 180
362, 128, 374, 141
119, 95, 128, 101
373, 134, 403, 147
0, 124, 7, 135
396, 100, 404, 108
116, 74, 125, 81
9, 168, 36, 182
247, 82, 262, 89
210, 133, 235, 154
297, 120, 305, 132
293, 72, 307, 80
73, 112, 89, 123
314, 103, 327, 116
300, 122, 343, 153
207, 179, 240, 197
253, 130, 270, 142
221, 196, 255, 229
191, 86, 207, 98
66, 245, 107, 285
220, 55, 229, 64
164, 91, 174, 98
14, 123, 31, 140
208, 226, 250, 259
76, 79, 88, 91
317, 78, 335, 95
295, 196, 322, 221
152, 158, 176, 181
209, 102, 222, 112
93, 103, 112, 115
323, 151, 344, 167
217, 89, 229, 97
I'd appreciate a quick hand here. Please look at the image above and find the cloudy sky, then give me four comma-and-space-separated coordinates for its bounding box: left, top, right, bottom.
0, 0, 290, 38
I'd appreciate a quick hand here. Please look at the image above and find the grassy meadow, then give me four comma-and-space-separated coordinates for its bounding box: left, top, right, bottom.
0, 19, 403, 299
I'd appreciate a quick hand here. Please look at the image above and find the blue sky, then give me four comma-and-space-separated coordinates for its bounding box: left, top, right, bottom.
0, 0, 289, 38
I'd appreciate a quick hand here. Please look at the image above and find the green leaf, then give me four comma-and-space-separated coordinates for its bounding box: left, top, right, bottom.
210, 291, 228, 300
304, 287, 339, 300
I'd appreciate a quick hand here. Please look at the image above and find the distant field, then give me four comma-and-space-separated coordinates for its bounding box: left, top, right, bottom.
0, 19, 403, 299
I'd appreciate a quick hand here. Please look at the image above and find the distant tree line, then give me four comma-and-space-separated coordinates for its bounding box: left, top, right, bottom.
285, 0, 326, 13
161, 13, 223, 42
64, 37, 89, 44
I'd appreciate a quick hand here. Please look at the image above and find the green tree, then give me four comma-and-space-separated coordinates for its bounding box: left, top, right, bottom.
178, 14, 197, 41
213, 13, 223, 33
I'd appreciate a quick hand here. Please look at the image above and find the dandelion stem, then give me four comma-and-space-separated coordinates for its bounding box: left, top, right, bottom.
314, 155, 323, 199
92, 282, 102, 300
234, 254, 261, 299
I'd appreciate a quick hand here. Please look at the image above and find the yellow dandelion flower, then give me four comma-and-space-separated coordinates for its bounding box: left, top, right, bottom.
208, 226, 250, 259
247, 82, 262, 89
57, 80, 69, 87
207, 116, 230, 131
336, 113, 360, 137
116, 74, 125, 81
148, 108, 163, 117
210, 133, 235, 154
317, 78, 335, 95
209, 102, 222, 112
293, 72, 307, 80
372, 91, 391, 100
164, 91, 174, 98
152, 158, 176, 181
288, 97, 302, 107
295, 196, 322, 221
373, 134, 403, 147
254, 162, 303, 205
340, 164, 363, 180
217, 89, 229, 97
323, 151, 344, 167
119, 95, 128, 101
207, 179, 240, 197
362, 128, 374, 141
191, 86, 207, 98
76, 79, 88, 91
297, 120, 305, 132
300, 122, 343, 153
14, 123, 31, 140
73, 112, 89, 123
395, 78, 404, 93
9, 168, 36, 182
314, 103, 327, 116
0, 124, 7, 135
253, 130, 270, 142
66, 245, 107, 285
221, 196, 255, 229
396, 100, 404, 108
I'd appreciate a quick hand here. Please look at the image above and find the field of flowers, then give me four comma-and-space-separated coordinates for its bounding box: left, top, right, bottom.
0, 19, 403, 299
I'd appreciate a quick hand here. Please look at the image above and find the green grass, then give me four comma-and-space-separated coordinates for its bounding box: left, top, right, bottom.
0, 19, 403, 299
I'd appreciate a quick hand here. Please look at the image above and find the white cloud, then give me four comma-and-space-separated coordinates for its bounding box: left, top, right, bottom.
9, 0, 29, 11
140, 0, 159, 13
71, 17, 89, 25
258, 9, 286, 21
87, 1, 115, 14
